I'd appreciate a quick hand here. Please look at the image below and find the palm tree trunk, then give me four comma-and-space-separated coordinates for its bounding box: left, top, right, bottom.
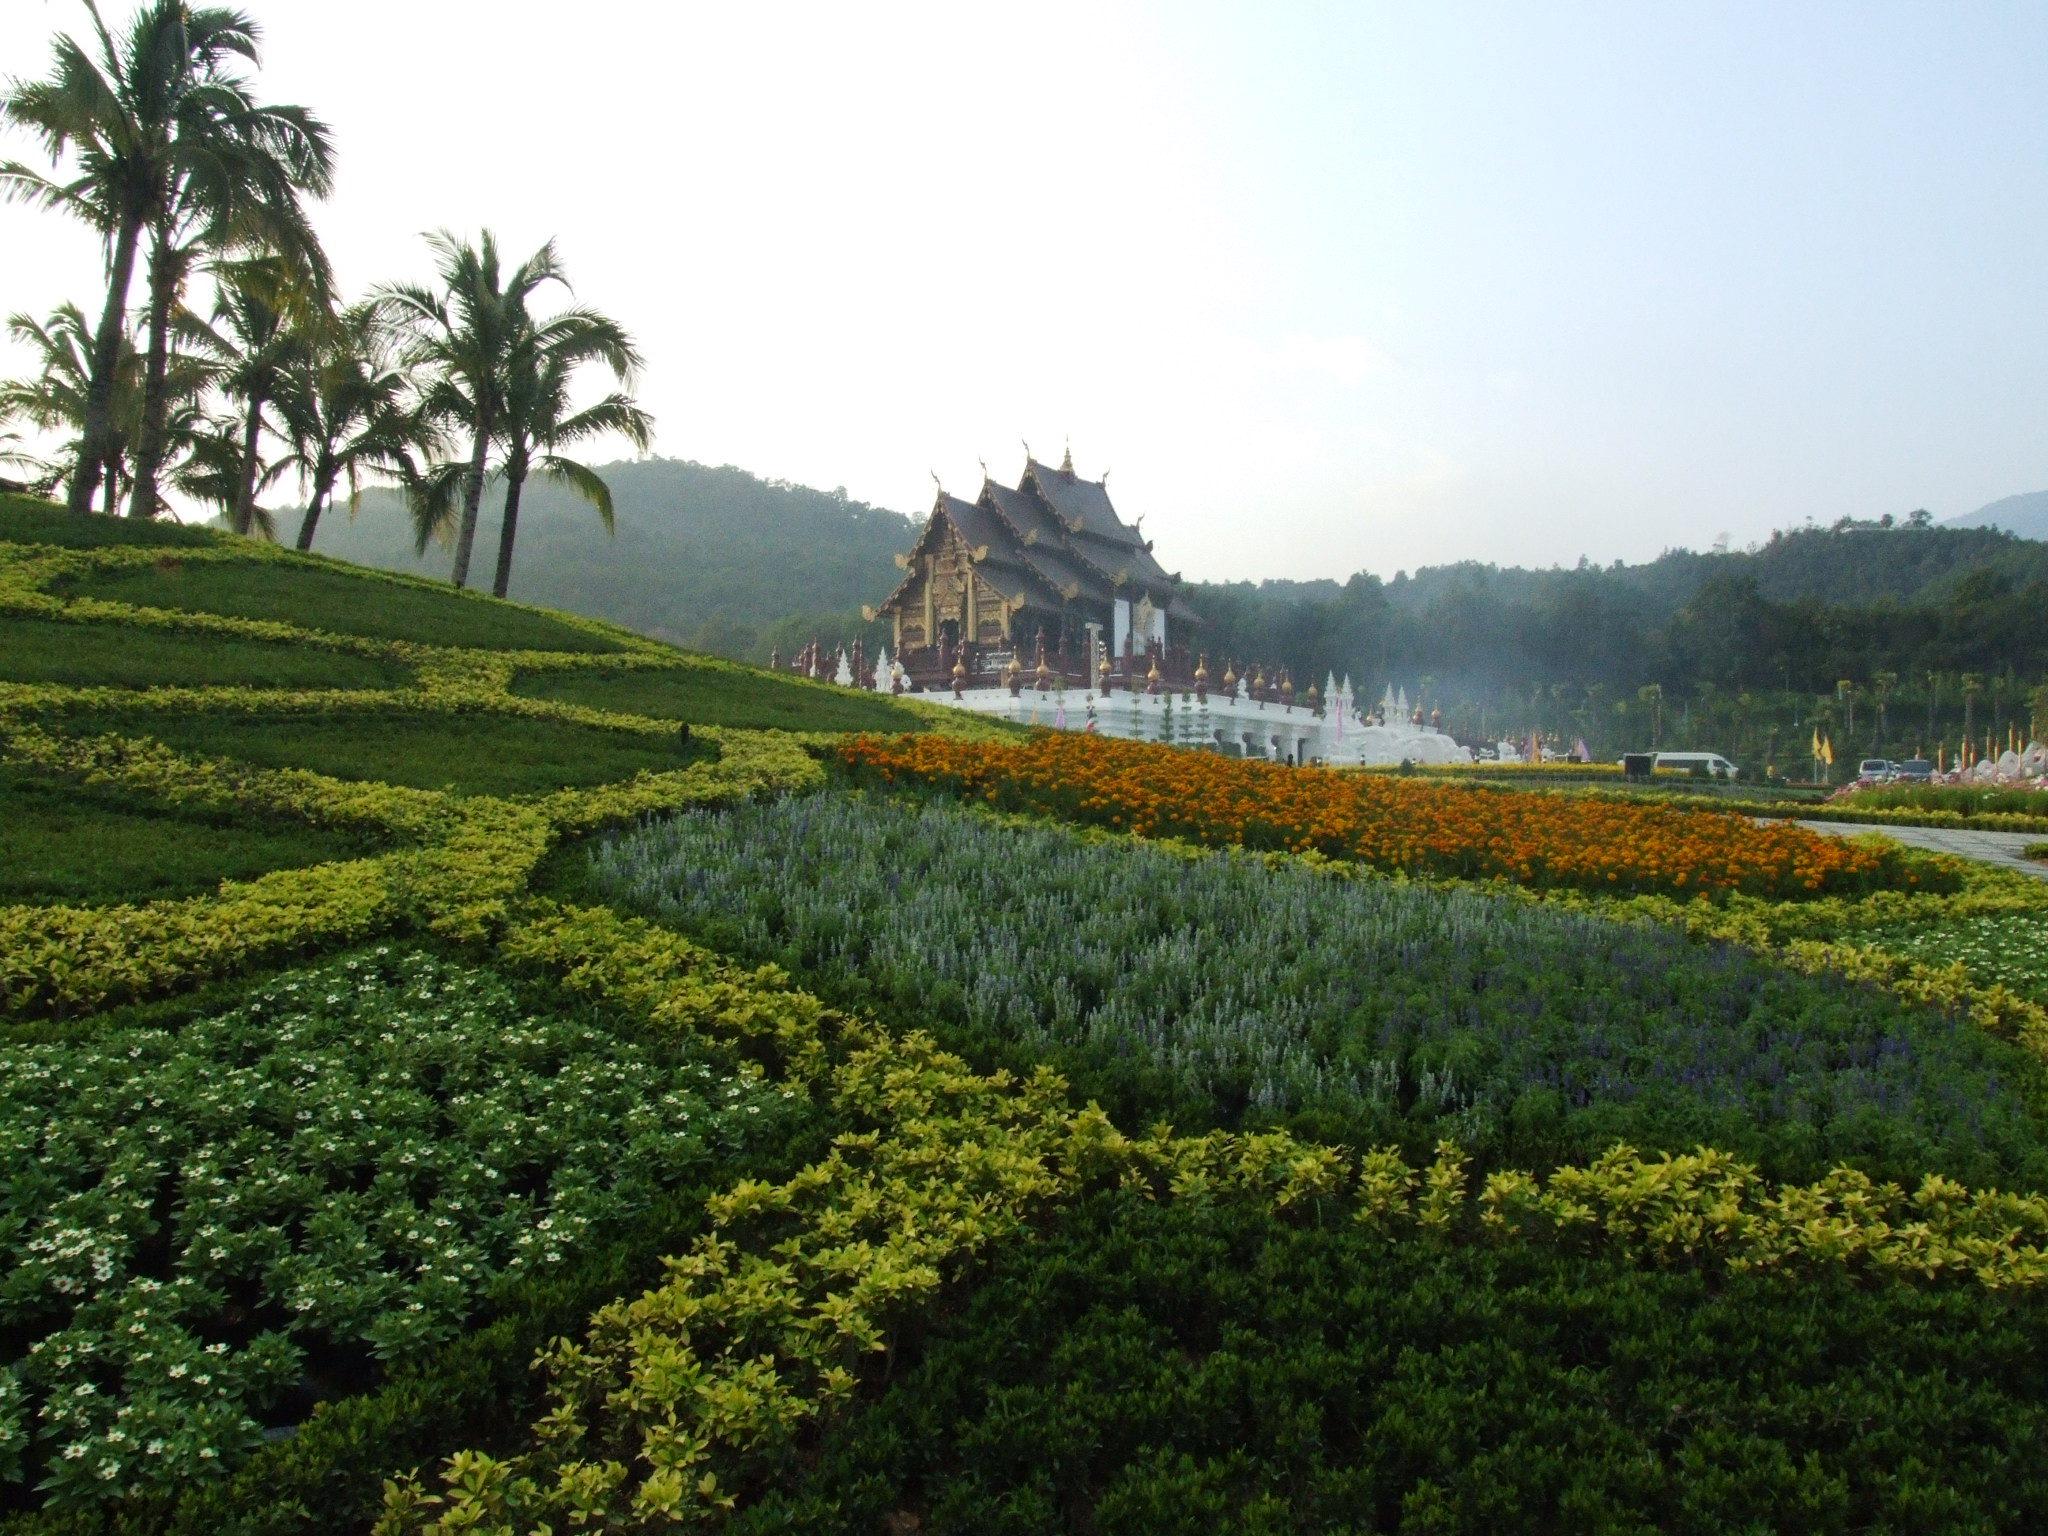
449, 414, 491, 588
126, 233, 180, 519
294, 470, 333, 552
72, 215, 145, 516
490, 463, 526, 599
102, 459, 122, 518
232, 388, 266, 536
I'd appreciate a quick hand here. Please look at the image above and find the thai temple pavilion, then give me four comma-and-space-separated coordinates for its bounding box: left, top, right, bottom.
867, 449, 1206, 692
832, 445, 1471, 763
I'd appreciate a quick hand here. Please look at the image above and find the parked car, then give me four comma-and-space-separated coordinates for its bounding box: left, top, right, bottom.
1650, 751, 1740, 780
1894, 758, 1934, 782
1857, 757, 1896, 782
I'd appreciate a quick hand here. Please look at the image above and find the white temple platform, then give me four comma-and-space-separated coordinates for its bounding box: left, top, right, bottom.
886, 667, 1471, 766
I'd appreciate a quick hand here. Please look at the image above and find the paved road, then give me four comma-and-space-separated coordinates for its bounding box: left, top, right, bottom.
1792, 820, 2048, 881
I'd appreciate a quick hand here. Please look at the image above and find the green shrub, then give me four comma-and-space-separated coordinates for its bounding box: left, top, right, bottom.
0, 946, 799, 1511
732, 1188, 2048, 1536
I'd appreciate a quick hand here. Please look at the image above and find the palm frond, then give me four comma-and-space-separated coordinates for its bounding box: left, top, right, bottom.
407, 459, 470, 555
534, 454, 615, 534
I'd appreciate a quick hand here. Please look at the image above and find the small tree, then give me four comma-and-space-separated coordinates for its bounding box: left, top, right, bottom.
1636, 683, 1664, 748
1, 2, 332, 518
379, 231, 567, 588
483, 306, 650, 599
1871, 670, 1896, 751
275, 301, 429, 551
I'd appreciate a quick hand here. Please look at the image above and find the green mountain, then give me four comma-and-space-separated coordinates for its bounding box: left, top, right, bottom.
1946, 489, 2048, 540
303, 458, 915, 660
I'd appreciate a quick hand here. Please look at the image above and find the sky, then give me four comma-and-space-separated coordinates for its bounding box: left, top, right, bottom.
3, 0, 2045, 582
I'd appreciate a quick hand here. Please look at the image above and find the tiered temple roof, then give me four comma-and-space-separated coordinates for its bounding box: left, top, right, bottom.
873, 452, 1203, 653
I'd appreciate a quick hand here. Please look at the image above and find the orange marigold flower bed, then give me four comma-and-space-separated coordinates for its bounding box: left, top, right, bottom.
834, 731, 1912, 900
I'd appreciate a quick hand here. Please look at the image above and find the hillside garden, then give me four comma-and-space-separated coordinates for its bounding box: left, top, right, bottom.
0, 499, 2044, 1533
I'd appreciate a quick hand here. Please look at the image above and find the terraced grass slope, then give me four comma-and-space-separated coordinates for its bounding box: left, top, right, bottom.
0, 495, 935, 907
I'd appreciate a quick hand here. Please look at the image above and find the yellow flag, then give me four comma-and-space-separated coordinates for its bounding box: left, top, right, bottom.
1811, 726, 1821, 759
1822, 734, 1834, 766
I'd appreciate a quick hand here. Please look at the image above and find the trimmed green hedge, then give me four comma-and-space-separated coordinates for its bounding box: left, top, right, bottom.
733, 1188, 2048, 1536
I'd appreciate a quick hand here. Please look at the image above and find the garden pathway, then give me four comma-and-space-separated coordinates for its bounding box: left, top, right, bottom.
1790, 820, 2048, 882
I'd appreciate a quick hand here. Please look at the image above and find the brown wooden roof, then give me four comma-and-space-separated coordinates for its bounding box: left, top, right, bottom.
879, 461, 1203, 629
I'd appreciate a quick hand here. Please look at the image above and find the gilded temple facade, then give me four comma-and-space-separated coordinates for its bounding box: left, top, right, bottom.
868, 450, 1204, 691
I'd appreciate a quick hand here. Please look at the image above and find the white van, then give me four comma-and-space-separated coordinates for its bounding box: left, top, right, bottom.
1652, 751, 1739, 780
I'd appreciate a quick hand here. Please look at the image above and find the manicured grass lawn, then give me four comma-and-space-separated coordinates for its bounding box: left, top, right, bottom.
0, 492, 220, 549
42, 707, 709, 795
62, 558, 628, 652
509, 661, 929, 733
0, 765, 378, 905
0, 613, 411, 691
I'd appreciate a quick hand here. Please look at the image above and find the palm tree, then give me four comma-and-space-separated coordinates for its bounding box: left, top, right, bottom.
172, 406, 277, 535
197, 254, 323, 535
123, 31, 333, 520
2, 3, 331, 518
1871, 670, 1897, 751
1961, 672, 1984, 756
0, 303, 131, 509
379, 231, 567, 588
0, 301, 208, 515
274, 301, 427, 551
484, 308, 651, 598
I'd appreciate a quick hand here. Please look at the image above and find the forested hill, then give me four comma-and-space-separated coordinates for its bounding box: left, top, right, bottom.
304, 458, 915, 659
1947, 489, 2048, 540
1216, 518, 2048, 618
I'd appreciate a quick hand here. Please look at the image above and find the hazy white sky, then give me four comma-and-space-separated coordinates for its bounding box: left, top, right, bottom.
4, 1, 2045, 581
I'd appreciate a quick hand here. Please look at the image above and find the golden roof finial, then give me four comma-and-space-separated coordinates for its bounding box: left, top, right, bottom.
1061, 437, 1073, 473
1193, 653, 1209, 683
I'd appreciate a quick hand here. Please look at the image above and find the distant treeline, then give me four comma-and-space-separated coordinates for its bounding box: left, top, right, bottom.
1193, 523, 2048, 764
